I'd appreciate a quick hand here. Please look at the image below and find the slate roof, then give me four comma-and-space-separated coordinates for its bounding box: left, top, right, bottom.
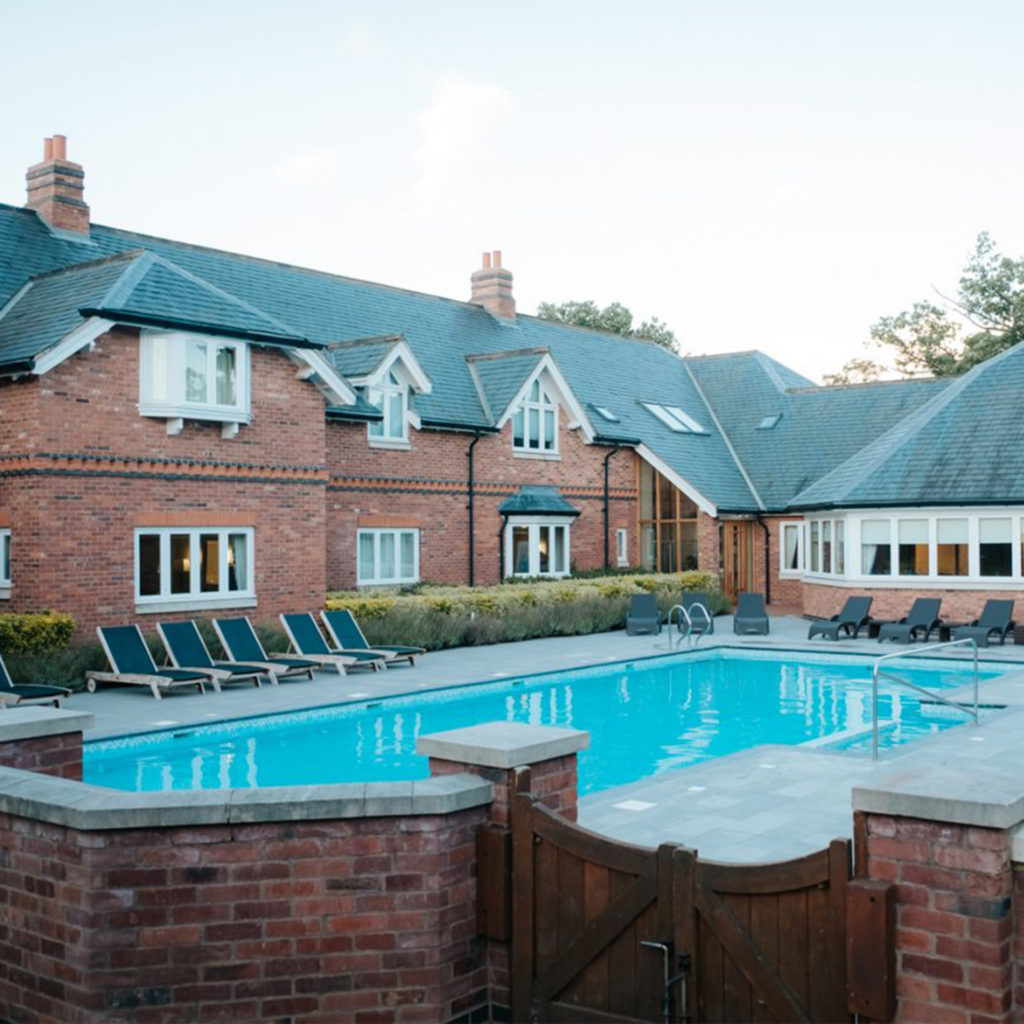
1, 199, 1014, 513
498, 486, 580, 516
687, 352, 951, 510
790, 341, 1024, 508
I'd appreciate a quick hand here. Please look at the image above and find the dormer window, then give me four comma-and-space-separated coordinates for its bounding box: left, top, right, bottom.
139, 329, 251, 434
367, 370, 409, 444
512, 379, 558, 454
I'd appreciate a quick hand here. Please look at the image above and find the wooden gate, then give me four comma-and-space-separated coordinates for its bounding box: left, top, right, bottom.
509, 771, 853, 1023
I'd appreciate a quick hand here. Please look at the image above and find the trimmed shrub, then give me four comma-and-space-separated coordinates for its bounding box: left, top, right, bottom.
0, 612, 76, 654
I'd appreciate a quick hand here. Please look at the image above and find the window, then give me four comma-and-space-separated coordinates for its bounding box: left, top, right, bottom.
358, 529, 418, 585
0, 529, 9, 587
616, 528, 629, 567
512, 379, 558, 453
861, 519, 891, 576
809, 521, 820, 572
367, 370, 409, 444
638, 462, 698, 572
642, 403, 708, 434
758, 414, 782, 430
135, 527, 253, 607
139, 331, 250, 424
898, 519, 929, 576
594, 406, 620, 422
937, 519, 968, 576
505, 520, 571, 577
779, 522, 803, 574
980, 518, 1012, 577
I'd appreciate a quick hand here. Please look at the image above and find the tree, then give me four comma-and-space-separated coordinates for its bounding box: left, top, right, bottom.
821, 357, 888, 386
537, 299, 679, 352
828, 232, 1024, 381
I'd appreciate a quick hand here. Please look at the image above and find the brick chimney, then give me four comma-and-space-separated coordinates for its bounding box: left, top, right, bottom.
25, 135, 89, 236
470, 250, 515, 320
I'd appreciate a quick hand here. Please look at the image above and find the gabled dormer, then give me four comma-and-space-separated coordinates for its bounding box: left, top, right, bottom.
326, 335, 432, 449
467, 348, 594, 459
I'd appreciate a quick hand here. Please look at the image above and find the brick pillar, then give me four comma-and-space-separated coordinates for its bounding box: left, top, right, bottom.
696, 510, 720, 581
419, 721, 589, 1022
0, 707, 93, 780
862, 813, 1015, 1022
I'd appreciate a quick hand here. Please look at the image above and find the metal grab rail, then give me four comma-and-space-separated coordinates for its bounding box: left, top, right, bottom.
871, 639, 979, 761
667, 603, 712, 648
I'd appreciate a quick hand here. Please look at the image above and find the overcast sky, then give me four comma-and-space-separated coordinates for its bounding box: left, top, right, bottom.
3, 0, 1023, 381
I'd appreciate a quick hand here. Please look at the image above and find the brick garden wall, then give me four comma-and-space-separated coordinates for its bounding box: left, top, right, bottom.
0, 732, 82, 780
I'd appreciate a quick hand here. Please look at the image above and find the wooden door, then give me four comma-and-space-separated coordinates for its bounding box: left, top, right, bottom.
722, 521, 754, 603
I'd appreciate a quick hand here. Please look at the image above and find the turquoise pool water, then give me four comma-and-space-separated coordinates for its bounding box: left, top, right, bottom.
84, 649, 1008, 795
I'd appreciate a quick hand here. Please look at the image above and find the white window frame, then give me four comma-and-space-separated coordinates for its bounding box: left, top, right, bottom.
616, 528, 629, 567
778, 520, 803, 576
134, 526, 255, 612
366, 369, 410, 447
512, 378, 560, 456
357, 528, 420, 586
139, 330, 251, 428
801, 507, 1024, 588
0, 529, 10, 595
504, 516, 573, 578
641, 403, 708, 435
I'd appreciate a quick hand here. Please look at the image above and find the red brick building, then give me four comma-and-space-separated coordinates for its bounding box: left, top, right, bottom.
2, 137, 1023, 635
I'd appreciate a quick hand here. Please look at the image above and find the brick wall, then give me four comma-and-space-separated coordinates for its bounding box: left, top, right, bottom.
762, 514, 804, 606
696, 510, 720, 580
803, 582, 1023, 624
0, 731, 82, 780
862, 813, 1015, 1022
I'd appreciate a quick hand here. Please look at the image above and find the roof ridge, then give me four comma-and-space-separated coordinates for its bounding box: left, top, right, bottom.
752, 351, 793, 392
326, 334, 403, 350
787, 375, 937, 394
24, 248, 146, 284
466, 347, 549, 363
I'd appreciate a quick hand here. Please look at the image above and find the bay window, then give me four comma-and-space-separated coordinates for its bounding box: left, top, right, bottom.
979, 518, 1013, 577
358, 529, 418, 586
861, 519, 891, 576
505, 519, 571, 577
898, 519, 929, 576
937, 519, 968, 576
136, 527, 253, 608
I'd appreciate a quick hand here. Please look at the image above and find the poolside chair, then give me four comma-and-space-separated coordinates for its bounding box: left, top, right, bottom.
953, 600, 1016, 647
876, 598, 943, 644
733, 592, 770, 635
682, 592, 714, 636
320, 609, 425, 666
157, 621, 267, 688
0, 651, 72, 708
212, 617, 320, 680
625, 593, 661, 636
807, 595, 873, 641
280, 613, 384, 674
89, 626, 213, 699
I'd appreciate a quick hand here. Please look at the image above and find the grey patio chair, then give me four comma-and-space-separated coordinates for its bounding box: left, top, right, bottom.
808, 596, 873, 641
876, 598, 943, 644
733, 593, 770, 635
625, 593, 661, 635
953, 600, 1016, 647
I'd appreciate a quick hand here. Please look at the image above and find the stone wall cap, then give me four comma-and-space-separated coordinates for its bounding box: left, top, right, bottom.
0, 766, 491, 830
416, 720, 589, 769
0, 707, 94, 742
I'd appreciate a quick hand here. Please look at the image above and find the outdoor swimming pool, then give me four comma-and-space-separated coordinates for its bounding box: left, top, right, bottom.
84, 648, 1008, 795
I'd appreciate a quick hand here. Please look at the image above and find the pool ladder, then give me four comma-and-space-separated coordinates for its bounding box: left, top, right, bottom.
666, 602, 713, 649
870, 638, 979, 761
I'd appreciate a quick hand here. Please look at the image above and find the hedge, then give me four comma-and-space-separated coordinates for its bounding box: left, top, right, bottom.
0, 612, 76, 654
324, 571, 725, 652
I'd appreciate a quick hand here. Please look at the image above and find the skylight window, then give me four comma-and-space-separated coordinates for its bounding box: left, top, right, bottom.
593, 406, 619, 423
641, 403, 708, 435
758, 413, 782, 430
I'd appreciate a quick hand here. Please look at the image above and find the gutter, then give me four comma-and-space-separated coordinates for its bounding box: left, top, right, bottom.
498, 514, 509, 580
0, 359, 36, 376
467, 431, 483, 587
755, 515, 771, 604
603, 444, 623, 570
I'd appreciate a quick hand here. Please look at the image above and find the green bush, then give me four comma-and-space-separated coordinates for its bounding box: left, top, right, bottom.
0, 611, 76, 654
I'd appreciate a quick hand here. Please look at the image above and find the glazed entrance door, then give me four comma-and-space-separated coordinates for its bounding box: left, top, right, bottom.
722, 521, 754, 602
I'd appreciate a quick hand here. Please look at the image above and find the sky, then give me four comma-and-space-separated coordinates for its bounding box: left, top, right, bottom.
2, 0, 1024, 382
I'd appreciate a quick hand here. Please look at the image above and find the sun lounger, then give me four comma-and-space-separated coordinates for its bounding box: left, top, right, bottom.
733, 592, 770, 635
808, 596, 873, 641
682, 592, 714, 636
320, 609, 424, 666
625, 593, 661, 635
953, 600, 1016, 647
876, 598, 943, 644
280, 613, 383, 675
0, 651, 72, 707
157, 620, 267, 687
213, 618, 321, 680
89, 625, 213, 699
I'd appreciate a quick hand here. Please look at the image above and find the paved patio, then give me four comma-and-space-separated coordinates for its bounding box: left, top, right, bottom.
58, 613, 1024, 863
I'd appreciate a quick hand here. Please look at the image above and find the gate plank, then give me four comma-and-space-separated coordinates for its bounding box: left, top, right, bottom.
748, 892, 778, 1024
695, 879, 814, 1024
698, 848, 829, 894
698, 913, 724, 1022
536, 834, 560, 976
672, 847, 697, 1024
722, 893, 753, 1023
607, 867, 638, 1018
776, 887, 810, 1019
511, 780, 535, 1024
828, 839, 852, 1023
533, 805, 657, 876
558, 844, 586, 1008
540, 1001, 653, 1023
582, 861, 611, 1013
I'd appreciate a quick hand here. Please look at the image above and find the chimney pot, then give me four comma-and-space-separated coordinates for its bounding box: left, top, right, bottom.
482, 252, 491, 269
52, 135, 67, 160
492, 250, 502, 268
43, 137, 53, 161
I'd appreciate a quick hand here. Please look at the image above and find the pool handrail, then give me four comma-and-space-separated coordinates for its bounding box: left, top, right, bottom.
667, 603, 711, 648
871, 638, 979, 761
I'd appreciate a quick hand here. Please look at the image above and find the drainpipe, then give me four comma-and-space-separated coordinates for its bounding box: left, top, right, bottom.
498, 514, 509, 580
603, 445, 623, 570
466, 431, 483, 587
756, 515, 771, 605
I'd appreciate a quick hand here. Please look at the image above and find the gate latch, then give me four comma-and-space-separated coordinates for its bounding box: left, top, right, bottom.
640, 941, 690, 1024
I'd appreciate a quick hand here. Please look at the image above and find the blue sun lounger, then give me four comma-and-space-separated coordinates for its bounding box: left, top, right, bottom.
90, 625, 213, 699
